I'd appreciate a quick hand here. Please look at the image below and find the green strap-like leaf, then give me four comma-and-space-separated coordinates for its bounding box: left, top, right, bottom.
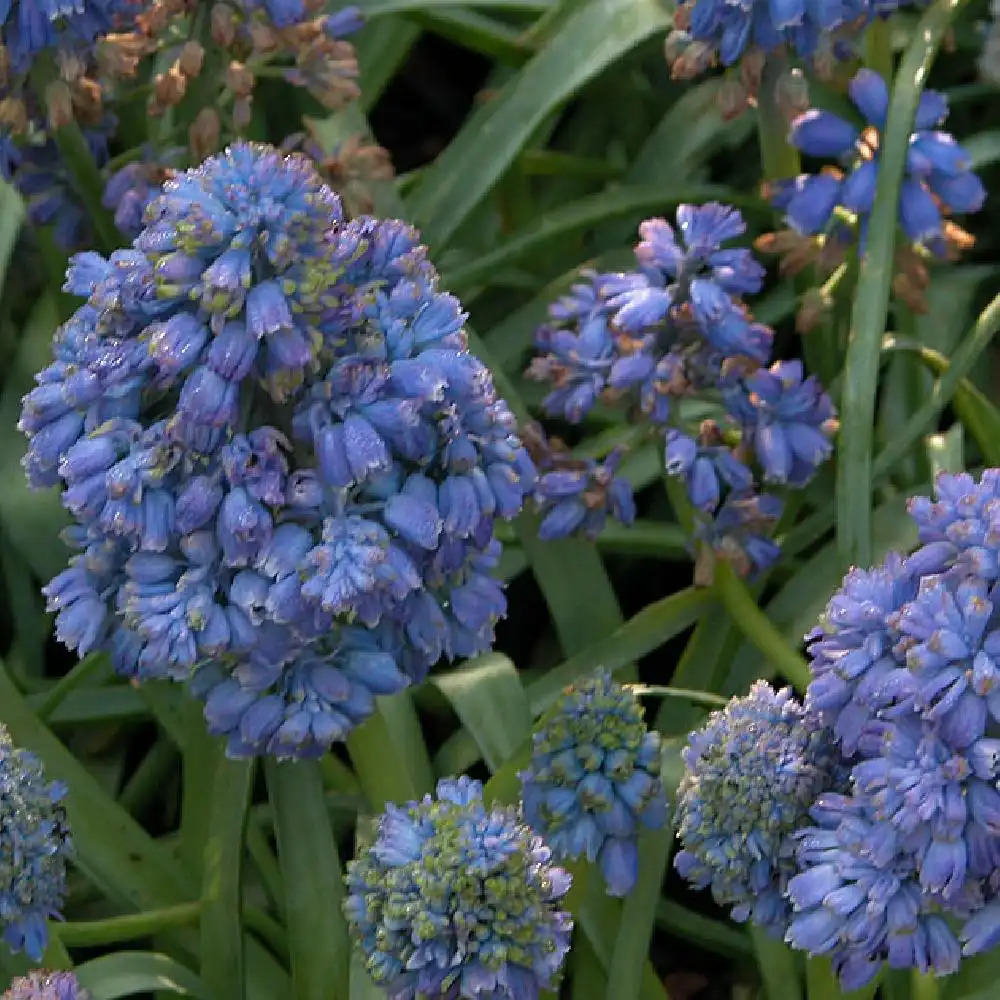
407, 0, 672, 247
200, 755, 255, 1000
74, 953, 213, 1000
836, 0, 968, 570
265, 759, 350, 1000
429, 654, 531, 772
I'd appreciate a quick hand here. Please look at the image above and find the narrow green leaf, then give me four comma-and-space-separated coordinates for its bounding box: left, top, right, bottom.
407, 0, 671, 247
926, 424, 964, 479
266, 759, 349, 1000
74, 953, 213, 1000
714, 561, 811, 690
882, 328, 1000, 466
836, 0, 968, 570
429, 654, 531, 772
942, 943, 1000, 999
0, 663, 195, 910
443, 184, 758, 294
806, 957, 844, 1000
350, 950, 386, 1000
655, 901, 753, 960
525, 587, 712, 714
347, 695, 435, 808
0, 179, 25, 291
200, 755, 255, 1000
605, 825, 673, 1000
58, 904, 202, 947
751, 927, 803, 1000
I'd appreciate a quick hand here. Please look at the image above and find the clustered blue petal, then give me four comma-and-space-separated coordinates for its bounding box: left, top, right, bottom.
529, 203, 835, 577
667, 0, 901, 72
0, 0, 141, 72
529, 435, 636, 541
519, 671, 667, 896
0, 725, 72, 961
3, 971, 89, 1000
782, 468, 1000, 986
674, 681, 843, 936
20, 142, 535, 760
776, 69, 986, 258
343, 776, 573, 1000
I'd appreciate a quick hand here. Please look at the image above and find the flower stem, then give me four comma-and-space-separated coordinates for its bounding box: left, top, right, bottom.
713, 559, 812, 690
57, 902, 202, 947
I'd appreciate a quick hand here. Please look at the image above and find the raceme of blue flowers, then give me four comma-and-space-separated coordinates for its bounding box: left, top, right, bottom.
0, 725, 71, 962
675, 469, 1000, 988
19, 141, 537, 761
528, 202, 837, 580
2, 971, 88, 1000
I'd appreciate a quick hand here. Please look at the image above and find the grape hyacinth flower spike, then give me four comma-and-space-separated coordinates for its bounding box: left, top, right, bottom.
3, 972, 90, 1000
519, 671, 667, 896
344, 776, 573, 999
0, 725, 72, 961
528, 201, 835, 579
674, 681, 843, 936
764, 69, 985, 307
19, 141, 535, 760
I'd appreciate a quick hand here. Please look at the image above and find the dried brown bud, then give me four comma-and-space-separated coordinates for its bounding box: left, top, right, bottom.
775, 67, 810, 123
150, 65, 187, 115
189, 106, 221, 161
0, 96, 27, 134
0, 44, 8, 90
233, 95, 253, 131
98, 32, 149, 77
717, 76, 749, 121
45, 79, 75, 130
796, 287, 830, 334
892, 273, 929, 314
249, 22, 279, 54
211, 3, 237, 47
178, 41, 205, 78
739, 49, 765, 94
72, 77, 104, 125
225, 61, 255, 98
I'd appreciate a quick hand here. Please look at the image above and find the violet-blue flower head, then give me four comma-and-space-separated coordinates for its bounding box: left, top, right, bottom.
0, 725, 72, 961
20, 143, 534, 760
344, 776, 573, 999
3, 972, 89, 1000
519, 671, 667, 896
675, 682, 842, 936
781, 69, 985, 258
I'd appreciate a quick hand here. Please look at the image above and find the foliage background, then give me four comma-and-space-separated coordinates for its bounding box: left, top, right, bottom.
3, 0, 1000, 997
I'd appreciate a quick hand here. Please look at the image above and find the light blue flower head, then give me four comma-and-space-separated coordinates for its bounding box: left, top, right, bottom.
19, 142, 535, 760
674, 681, 843, 936
519, 671, 667, 896
344, 776, 573, 1000
3, 971, 89, 1000
0, 726, 72, 961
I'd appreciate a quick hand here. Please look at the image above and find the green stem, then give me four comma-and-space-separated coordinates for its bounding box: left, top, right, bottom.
35, 654, 111, 724
911, 971, 940, 1000
805, 957, 841, 1000
713, 560, 811, 690
40, 929, 73, 970
836, 0, 968, 572
57, 902, 202, 947
756, 56, 800, 182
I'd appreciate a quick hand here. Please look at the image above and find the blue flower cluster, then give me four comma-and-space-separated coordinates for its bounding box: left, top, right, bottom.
774, 69, 985, 259
0, 725, 72, 961
529, 203, 835, 578
0, 0, 140, 73
519, 671, 667, 896
678, 469, 1000, 987
20, 142, 534, 760
344, 776, 573, 1000
675, 681, 843, 935
666, 0, 902, 74
3, 972, 88, 1000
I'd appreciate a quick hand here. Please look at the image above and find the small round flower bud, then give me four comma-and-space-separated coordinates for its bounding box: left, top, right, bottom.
151, 65, 187, 113
225, 61, 255, 98
210, 3, 237, 46
775, 68, 810, 122
520, 671, 667, 896
675, 681, 842, 935
178, 41, 205, 79
44, 80, 74, 130
345, 777, 572, 999
189, 107, 221, 161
